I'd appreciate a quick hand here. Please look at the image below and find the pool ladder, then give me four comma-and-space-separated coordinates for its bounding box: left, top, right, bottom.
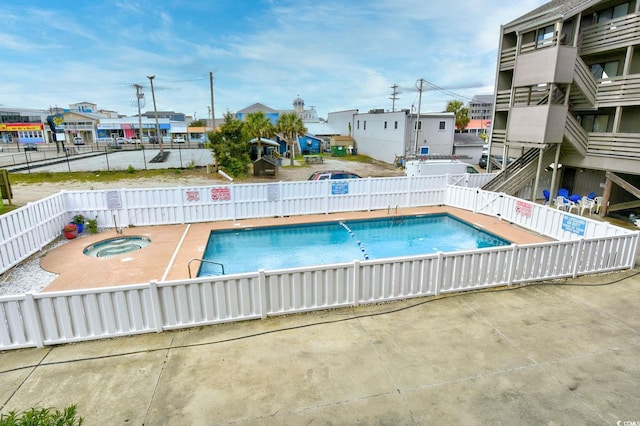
188, 258, 225, 278
388, 205, 403, 225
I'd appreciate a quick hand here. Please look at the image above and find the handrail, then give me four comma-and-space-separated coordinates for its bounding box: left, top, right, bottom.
188, 258, 225, 278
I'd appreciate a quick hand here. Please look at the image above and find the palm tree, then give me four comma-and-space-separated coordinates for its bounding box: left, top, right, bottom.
446, 100, 470, 131
276, 112, 307, 166
244, 111, 275, 159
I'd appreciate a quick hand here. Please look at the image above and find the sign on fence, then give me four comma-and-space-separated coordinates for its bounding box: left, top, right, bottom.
561, 215, 586, 236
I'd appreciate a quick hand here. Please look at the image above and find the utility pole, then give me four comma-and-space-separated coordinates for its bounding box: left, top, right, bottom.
389, 84, 399, 112
413, 78, 424, 154
209, 71, 215, 131
147, 75, 163, 153
133, 83, 147, 168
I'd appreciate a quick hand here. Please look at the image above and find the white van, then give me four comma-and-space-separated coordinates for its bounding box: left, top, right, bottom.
404, 159, 478, 177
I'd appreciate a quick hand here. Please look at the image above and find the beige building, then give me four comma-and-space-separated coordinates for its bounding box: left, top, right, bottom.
487, 0, 640, 217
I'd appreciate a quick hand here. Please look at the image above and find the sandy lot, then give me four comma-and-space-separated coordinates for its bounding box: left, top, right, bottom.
8, 157, 403, 205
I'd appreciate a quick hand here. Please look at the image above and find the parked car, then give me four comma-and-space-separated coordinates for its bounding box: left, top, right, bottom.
172, 137, 186, 143
115, 137, 134, 144
479, 154, 514, 169
73, 136, 84, 145
23, 143, 38, 151
308, 170, 361, 180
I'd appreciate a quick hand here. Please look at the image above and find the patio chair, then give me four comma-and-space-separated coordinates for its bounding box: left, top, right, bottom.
588, 191, 596, 200
558, 188, 569, 199
579, 196, 594, 216
555, 196, 578, 213
543, 189, 550, 205
594, 196, 604, 214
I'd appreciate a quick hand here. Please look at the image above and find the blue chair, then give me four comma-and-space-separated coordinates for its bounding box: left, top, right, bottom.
543, 190, 550, 205
569, 194, 581, 203
558, 188, 569, 199
588, 191, 596, 199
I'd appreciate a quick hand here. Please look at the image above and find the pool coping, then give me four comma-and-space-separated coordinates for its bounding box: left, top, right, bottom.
39, 207, 551, 292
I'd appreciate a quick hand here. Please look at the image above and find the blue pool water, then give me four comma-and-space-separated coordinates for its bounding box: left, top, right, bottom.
199, 214, 510, 276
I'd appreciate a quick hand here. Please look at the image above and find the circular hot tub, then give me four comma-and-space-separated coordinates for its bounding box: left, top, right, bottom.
83, 236, 152, 258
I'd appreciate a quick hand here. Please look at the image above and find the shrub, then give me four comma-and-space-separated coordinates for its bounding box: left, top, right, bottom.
0, 404, 84, 425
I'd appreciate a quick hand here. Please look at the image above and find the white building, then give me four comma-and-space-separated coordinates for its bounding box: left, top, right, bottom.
329, 109, 455, 164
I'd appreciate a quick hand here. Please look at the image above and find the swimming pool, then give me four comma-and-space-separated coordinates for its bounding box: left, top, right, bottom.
198, 213, 510, 276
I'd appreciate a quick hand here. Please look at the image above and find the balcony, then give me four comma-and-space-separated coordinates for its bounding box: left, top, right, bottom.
507, 104, 568, 145
579, 12, 640, 55
513, 45, 577, 87
587, 132, 640, 159
596, 73, 640, 107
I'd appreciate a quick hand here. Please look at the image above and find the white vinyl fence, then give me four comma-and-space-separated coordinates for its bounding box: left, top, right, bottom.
1, 174, 638, 350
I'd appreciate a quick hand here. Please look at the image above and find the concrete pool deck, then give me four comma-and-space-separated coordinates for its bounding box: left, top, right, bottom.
39, 207, 551, 292
1, 268, 639, 424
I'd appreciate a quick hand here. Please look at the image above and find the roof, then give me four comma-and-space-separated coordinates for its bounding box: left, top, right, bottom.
237, 103, 279, 114
505, 0, 596, 31
249, 137, 280, 147
466, 119, 492, 130
305, 122, 338, 136
453, 133, 486, 146
470, 95, 494, 105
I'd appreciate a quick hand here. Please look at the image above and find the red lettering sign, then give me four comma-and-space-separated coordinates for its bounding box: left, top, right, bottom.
211, 187, 231, 201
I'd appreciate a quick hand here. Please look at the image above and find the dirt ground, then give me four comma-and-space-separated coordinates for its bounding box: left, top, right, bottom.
8, 157, 404, 205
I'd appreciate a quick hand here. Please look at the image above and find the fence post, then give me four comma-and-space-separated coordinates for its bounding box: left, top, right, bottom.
258, 269, 268, 319
572, 239, 585, 279
278, 181, 284, 217
435, 252, 444, 296
149, 280, 164, 332
366, 177, 372, 211
507, 244, 518, 286
352, 260, 360, 306
230, 184, 237, 221
24, 293, 44, 348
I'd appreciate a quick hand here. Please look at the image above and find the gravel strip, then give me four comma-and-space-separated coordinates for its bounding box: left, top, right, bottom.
0, 239, 68, 296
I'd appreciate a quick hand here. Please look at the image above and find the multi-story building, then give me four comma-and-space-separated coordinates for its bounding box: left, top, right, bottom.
468, 95, 494, 121
488, 0, 640, 215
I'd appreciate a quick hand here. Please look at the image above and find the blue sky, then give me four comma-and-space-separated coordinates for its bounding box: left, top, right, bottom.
1, 0, 548, 120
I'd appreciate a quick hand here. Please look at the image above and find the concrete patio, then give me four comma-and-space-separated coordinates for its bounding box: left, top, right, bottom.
1, 268, 639, 425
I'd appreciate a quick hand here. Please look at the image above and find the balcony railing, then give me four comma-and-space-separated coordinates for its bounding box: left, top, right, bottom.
564, 114, 588, 156
579, 12, 640, 55
499, 46, 516, 70
495, 90, 511, 110
596, 73, 640, 107
491, 129, 506, 145
573, 56, 597, 106
587, 132, 640, 159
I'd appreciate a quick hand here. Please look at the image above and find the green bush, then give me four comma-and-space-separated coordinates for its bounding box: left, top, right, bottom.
0, 404, 83, 425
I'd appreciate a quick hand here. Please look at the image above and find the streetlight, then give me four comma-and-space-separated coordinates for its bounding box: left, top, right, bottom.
147, 75, 163, 153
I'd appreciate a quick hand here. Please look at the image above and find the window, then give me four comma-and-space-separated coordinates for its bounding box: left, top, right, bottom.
415, 121, 422, 130
357, 120, 360, 130
439, 121, 446, 130
580, 114, 610, 132
536, 24, 555, 48
597, 3, 628, 23
384, 121, 387, 129
394, 121, 398, 129
364, 121, 366, 130
590, 61, 619, 79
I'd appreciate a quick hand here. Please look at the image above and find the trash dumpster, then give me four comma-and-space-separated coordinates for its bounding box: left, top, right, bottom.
331, 145, 347, 157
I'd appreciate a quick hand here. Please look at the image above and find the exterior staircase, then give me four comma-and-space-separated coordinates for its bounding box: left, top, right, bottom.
482, 147, 556, 195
